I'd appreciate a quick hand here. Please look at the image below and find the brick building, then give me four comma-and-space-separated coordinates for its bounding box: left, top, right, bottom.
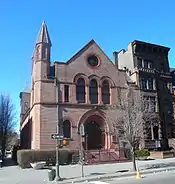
20, 22, 174, 154
118, 41, 175, 149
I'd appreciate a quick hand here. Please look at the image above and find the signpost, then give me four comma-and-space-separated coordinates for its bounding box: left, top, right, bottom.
51, 133, 63, 181
79, 124, 85, 177
51, 134, 64, 140
53, 77, 64, 181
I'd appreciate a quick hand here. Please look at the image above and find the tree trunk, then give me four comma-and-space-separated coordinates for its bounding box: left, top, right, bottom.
131, 146, 137, 171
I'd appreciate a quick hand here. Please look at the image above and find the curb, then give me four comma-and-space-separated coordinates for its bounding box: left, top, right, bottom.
57, 166, 175, 184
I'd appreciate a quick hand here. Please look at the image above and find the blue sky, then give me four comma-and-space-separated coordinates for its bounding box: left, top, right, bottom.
0, 0, 175, 130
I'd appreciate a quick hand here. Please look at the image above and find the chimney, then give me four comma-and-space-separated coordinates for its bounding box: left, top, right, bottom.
113, 51, 118, 69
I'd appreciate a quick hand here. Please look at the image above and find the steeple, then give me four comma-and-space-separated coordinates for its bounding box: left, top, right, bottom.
36, 21, 52, 46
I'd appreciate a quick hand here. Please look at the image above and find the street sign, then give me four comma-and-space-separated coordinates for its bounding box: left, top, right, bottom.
80, 124, 85, 136
51, 134, 64, 140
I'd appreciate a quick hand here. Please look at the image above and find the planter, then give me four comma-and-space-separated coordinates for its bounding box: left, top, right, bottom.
150, 151, 174, 159
137, 156, 148, 160
48, 168, 56, 181
30, 161, 46, 169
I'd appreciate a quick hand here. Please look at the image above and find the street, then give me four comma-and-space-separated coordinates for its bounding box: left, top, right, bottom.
87, 170, 175, 184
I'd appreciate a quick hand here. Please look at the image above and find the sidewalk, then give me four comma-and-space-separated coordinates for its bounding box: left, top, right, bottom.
50, 157, 175, 183
1, 157, 175, 184
58, 167, 175, 184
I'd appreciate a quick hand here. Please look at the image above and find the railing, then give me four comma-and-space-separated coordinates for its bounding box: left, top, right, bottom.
83, 149, 124, 164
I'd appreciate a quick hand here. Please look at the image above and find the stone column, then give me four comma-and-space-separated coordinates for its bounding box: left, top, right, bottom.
86, 85, 90, 104
98, 85, 102, 104
110, 87, 112, 104
102, 132, 106, 149
71, 85, 77, 103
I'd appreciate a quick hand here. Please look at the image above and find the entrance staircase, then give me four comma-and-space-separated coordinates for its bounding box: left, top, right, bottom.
84, 149, 127, 164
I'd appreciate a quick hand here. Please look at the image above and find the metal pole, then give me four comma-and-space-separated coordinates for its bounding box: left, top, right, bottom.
54, 78, 61, 181
80, 135, 84, 177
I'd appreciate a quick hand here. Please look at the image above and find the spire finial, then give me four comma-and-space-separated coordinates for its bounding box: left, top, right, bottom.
36, 21, 52, 46
23, 81, 31, 93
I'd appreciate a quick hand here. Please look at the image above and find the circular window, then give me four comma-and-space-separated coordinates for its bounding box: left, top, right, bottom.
87, 55, 99, 67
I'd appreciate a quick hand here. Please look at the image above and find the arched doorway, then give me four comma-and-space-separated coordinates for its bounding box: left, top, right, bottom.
80, 114, 106, 150
84, 121, 103, 150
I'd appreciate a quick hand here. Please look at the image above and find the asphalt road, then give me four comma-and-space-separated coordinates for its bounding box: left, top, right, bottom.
87, 170, 175, 184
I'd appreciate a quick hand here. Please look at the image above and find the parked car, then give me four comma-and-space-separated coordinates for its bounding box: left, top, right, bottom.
5, 150, 12, 158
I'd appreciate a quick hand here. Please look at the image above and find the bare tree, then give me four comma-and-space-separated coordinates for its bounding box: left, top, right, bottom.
6, 131, 19, 150
106, 85, 159, 171
0, 94, 17, 157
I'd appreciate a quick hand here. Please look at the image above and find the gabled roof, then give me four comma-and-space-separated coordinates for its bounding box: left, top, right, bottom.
36, 21, 52, 46
65, 39, 114, 65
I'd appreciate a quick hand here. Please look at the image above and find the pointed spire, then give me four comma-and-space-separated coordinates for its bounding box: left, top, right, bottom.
36, 21, 52, 46
23, 81, 31, 93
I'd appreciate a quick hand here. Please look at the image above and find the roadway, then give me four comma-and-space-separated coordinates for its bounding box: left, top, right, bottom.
87, 170, 175, 184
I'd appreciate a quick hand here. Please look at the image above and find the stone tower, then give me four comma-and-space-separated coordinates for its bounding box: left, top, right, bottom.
31, 21, 52, 104
29, 21, 57, 149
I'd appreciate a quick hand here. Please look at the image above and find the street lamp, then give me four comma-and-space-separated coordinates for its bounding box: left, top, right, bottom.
54, 77, 62, 181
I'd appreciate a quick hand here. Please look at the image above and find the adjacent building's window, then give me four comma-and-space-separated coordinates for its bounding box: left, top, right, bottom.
140, 78, 147, 89
160, 63, 166, 72
153, 126, 159, 140
148, 61, 153, 69
144, 96, 156, 112
76, 78, 86, 103
167, 83, 172, 93
142, 60, 153, 69
150, 96, 156, 112
89, 79, 98, 104
101, 80, 110, 104
64, 85, 69, 102
137, 58, 142, 68
143, 60, 148, 68
63, 120, 71, 138
143, 96, 150, 112
141, 77, 155, 90
24, 102, 29, 111
147, 78, 153, 90
146, 127, 152, 140
153, 47, 157, 53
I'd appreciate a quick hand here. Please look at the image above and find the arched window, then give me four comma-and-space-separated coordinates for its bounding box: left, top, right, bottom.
76, 78, 85, 103
101, 80, 110, 104
89, 79, 98, 104
63, 120, 71, 138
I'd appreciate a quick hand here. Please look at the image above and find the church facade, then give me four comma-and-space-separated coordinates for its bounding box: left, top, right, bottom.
20, 21, 174, 153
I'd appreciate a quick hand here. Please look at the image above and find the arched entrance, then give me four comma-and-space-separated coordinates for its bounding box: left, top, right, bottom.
80, 114, 106, 150
84, 121, 103, 150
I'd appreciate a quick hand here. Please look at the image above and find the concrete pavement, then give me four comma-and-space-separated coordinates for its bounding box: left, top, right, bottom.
90, 170, 175, 184
1, 157, 175, 184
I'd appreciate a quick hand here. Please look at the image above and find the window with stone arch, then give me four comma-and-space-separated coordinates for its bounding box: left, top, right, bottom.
101, 80, 110, 104
89, 79, 98, 104
63, 120, 71, 138
76, 78, 86, 103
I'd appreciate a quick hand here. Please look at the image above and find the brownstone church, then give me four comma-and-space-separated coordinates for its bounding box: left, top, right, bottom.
20, 21, 175, 157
